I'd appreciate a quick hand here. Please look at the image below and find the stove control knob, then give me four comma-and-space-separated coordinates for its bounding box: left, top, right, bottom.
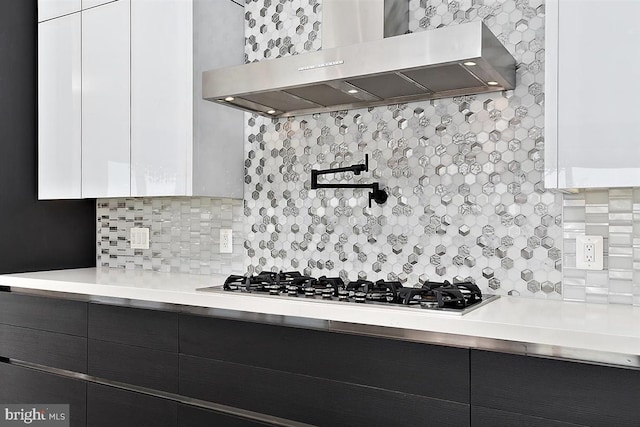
354, 291, 366, 303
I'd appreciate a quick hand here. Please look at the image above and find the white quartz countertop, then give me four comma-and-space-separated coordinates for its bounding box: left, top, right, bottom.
2, 267, 639, 365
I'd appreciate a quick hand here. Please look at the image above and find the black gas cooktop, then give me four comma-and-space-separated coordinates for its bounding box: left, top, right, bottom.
197, 271, 499, 315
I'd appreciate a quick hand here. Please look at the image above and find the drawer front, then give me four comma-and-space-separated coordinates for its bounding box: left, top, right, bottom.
88, 339, 178, 393
0, 323, 87, 372
180, 354, 469, 427
87, 383, 176, 427
178, 405, 275, 427
88, 303, 177, 351
0, 362, 87, 427
0, 292, 87, 336
471, 350, 640, 427
180, 314, 469, 403
471, 406, 587, 427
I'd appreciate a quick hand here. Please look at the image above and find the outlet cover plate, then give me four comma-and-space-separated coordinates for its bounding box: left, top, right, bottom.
576, 235, 603, 270
130, 227, 150, 250
220, 229, 233, 254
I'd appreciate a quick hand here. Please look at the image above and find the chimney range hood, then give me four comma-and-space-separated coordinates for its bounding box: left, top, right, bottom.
203, 0, 516, 118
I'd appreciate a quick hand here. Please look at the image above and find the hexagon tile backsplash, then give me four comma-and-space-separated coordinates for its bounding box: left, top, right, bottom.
97, 0, 640, 306
243, 0, 564, 299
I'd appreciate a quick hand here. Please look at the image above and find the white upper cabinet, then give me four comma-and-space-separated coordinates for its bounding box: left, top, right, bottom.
38, 0, 244, 199
130, 0, 244, 198
130, 0, 193, 197
545, 0, 640, 189
81, 0, 131, 198
38, 0, 81, 22
38, 13, 82, 199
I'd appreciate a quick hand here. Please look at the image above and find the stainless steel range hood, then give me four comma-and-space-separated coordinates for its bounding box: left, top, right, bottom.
203, 0, 516, 118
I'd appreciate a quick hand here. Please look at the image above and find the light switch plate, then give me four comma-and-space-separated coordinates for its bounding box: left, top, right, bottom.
130, 227, 150, 250
220, 229, 233, 254
576, 235, 603, 270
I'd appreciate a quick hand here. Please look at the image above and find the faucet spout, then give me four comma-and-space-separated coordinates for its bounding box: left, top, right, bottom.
310, 154, 387, 208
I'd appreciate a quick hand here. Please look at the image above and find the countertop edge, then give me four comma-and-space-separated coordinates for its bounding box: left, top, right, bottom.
1, 268, 639, 369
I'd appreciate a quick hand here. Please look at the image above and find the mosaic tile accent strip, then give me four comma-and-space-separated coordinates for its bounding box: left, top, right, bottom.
97, 198, 244, 274
563, 189, 640, 306
243, 0, 564, 298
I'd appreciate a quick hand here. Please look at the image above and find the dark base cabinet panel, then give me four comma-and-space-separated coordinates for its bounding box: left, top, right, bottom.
179, 354, 469, 427
87, 383, 177, 427
88, 339, 178, 393
0, 292, 87, 336
0, 324, 87, 372
178, 405, 276, 427
471, 350, 640, 427
471, 406, 587, 427
88, 304, 178, 352
0, 362, 87, 427
179, 314, 469, 403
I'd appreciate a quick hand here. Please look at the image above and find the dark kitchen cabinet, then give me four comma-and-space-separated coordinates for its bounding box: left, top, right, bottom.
88, 303, 178, 352
179, 314, 471, 427
178, 405, 275, 427
0, 362, 87, 427
180, 353, 468, 427
0, 292, 87, 371
87, 383, 177, 427
0, 324, 87, 372
3, 290, 640, 427
0, 292, 87, 336
471, 406, 587, 427
87, 304, 179, 392
88, 339, 178, 392
470, 350, 640, 427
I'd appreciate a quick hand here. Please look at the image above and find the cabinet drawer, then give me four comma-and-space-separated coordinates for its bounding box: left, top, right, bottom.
0, 292, 87, 336
178, 404, 276, 427
87, 383, 176, 427
0, 362, 86, 427
88, 339, 178, 392
0, 324, 86, 372
180, 314, 469, 403
471, 350, 640, 427
180, 354, 469, 427
88, 303, 177, 351
471, 406, 587, 427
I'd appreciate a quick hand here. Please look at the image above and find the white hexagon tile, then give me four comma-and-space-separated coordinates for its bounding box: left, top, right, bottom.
242, 0, 565, 298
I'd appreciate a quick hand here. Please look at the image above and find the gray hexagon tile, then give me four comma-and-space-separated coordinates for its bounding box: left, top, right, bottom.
243, 0, 565, 298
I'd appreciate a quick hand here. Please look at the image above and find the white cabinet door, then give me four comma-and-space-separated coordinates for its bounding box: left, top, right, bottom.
82, 0, 117, 9
130, 0, 193, 197
545, 0, 640, 189
38, 0, 81, 22
81, 0, 130, 198
38, 13, 82, 199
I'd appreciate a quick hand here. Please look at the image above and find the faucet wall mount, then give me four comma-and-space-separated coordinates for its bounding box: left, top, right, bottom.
310, 155, 388, 208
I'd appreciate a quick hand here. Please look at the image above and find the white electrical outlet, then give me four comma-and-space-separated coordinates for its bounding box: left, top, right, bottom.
576, 235, 603, 270
130, 227, 150, 250
220, 229, 233, 254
